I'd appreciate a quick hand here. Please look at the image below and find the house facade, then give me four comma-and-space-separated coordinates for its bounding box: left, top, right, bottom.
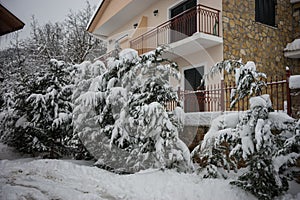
87, 0, 300, 112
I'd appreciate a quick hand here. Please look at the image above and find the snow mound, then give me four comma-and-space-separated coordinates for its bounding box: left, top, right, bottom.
184, 112, 223, 126
49, 59, 65, 67
289, 75, 300, 89
249, 94, 272, 110
201, 112, 243, 150
0, 159, 258, 200
119, 48, 138, 62
284, 39, 300, 51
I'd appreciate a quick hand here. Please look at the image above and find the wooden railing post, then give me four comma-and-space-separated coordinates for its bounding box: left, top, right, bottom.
286, 67, 291, 116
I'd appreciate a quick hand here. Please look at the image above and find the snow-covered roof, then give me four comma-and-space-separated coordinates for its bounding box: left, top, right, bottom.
284, 39, 300, 51
290, 0, 300, 3
284, 39, 300, 58
289, 75, 300, 89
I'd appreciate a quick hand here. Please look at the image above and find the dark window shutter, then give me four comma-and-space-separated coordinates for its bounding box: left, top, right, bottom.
255, 0, 276, 26
255, 0, 263, 22
171, 0, 196, 18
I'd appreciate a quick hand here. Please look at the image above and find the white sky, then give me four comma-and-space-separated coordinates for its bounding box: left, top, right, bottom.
0, 0, 99, 49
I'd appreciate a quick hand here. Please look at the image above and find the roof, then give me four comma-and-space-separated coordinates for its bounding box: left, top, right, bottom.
86, 0, 105, 32
284, 39, 300, 59
0, 4, 25, 36
86, 0, 159, 38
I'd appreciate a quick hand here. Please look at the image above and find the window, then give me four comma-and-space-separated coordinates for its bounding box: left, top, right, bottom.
255, 0, 276, 27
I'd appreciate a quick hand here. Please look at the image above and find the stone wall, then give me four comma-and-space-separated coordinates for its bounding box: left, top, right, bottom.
290, 2, 300, 75
180, 125, 210, 151
222, 0, 300, 76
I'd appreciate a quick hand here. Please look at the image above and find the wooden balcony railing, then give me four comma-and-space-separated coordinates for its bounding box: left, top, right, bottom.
130, 4, 220, 55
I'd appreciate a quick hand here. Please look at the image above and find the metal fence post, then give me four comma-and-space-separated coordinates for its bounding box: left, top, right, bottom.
221, 78, 225, 112
286, 67, 291, 116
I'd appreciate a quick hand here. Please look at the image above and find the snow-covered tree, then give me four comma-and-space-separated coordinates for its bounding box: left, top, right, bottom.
205, 60, 267, 108
1, 60, 75, 158
64, 1, 105, 63
192, 95, 299, 199
192, 60, 299, 199
74, 47, 192, 173
0, 2, 106, 159
26, 2, 106, 65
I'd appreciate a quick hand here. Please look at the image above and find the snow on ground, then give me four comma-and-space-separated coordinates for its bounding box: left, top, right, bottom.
184, 111, 244, 126
0, 143, 299, 200
184, 112, 222, 126
0, 159, 257, 200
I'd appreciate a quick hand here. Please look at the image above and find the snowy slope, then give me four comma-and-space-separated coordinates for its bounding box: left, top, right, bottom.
0, 143, 299, 200
0, 159, 257, 200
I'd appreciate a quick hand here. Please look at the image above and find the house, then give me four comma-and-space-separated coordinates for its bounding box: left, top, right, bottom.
0, 4, 25, 36
223, 0, 300, 76
87, 0, 300, 113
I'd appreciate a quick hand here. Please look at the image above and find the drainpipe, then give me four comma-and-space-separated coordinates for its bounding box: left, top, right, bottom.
286, 66, 291, 116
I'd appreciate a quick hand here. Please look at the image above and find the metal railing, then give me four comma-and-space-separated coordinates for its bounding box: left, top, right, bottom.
130, 4, 220, 55
166, 70, 292, 115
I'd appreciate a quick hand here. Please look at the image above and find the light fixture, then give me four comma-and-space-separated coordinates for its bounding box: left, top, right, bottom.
153, 9, 158, 16
133, 23, 138, 29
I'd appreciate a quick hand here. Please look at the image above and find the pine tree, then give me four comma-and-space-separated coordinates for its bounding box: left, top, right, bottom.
205, 60, 266, 108
193, 59, 299, 199
74, 47, 192, 173
193, 95, 299, 199
228, 96, 298, 199
1, 59, 75, 158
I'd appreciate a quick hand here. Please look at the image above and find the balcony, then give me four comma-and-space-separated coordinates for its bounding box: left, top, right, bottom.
130, 4, 222, 55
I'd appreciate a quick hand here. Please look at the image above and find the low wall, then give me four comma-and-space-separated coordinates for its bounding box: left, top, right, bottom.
290, 88, 300, 119
289, 75, 300, 119
180, 112, 222, 151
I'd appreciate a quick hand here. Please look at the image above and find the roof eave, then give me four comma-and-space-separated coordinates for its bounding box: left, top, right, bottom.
86, 0, 106, 33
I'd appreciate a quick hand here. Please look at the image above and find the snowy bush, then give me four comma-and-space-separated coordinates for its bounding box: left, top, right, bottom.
0, 59, 76, 158
192, 59, 299, 199
73, 47, 192, 173
192, 95, 299, 199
